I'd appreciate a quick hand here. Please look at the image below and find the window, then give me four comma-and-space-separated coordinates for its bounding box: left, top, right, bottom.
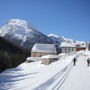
65, 48, 67, 53
69, 48, 70, 51
72, 48, 73, 51
32, 53, 35, 57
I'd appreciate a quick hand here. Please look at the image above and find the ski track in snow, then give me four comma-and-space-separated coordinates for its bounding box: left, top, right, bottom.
33, 62, 73, 90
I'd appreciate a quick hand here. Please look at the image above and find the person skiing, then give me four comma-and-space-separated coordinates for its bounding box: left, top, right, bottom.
87, 58, 90, 67
73, 57, 77, 66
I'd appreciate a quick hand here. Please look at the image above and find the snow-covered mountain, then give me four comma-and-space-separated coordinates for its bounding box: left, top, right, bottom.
0, 19, 53, 49
0, 19, 86, 50
48, 34, 86, 48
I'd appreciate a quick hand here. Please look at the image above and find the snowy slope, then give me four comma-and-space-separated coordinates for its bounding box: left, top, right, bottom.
0, 54, 74, 90
0, 19, 53, 49
0, 51, 90, 90
48, 34, 74, 43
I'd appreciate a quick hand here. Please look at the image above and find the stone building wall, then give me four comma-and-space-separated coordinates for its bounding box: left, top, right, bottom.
41, 58, 58, 65
31, 52, 56, 57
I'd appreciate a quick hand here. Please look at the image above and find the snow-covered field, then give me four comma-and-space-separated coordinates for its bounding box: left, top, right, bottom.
0, 51, 90, 90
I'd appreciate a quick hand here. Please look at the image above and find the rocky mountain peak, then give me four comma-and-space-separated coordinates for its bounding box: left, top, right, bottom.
6, 19, 29, 28
0, 19, 54, 49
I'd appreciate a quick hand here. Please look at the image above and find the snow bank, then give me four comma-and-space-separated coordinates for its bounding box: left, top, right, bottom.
77, 50, 90, 56
26, 57, 42, 62
58, 53, 70, 59
42, 55, 59, 59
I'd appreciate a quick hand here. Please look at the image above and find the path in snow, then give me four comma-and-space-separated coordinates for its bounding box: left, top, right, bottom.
34, 62, 73, 90
60, 55, 90, 90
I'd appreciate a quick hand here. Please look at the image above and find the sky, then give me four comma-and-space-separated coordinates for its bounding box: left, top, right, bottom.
0, 0, 90, 41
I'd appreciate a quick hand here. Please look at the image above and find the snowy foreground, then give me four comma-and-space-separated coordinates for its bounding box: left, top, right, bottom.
0, 51, 90, 90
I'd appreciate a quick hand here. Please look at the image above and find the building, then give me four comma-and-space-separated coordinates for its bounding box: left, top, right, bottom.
76, 45, 86, 51
60, 42, 76, 53
31, 43, 57, 57
41, 55, 59, 65
86, 42, 90, 51
88, 43, 90, 51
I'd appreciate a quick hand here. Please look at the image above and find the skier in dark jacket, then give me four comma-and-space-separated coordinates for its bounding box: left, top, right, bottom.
73, 57, 77, 66
87, 58, 90, 67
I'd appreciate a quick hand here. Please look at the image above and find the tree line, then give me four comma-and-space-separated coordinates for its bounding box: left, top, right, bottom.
0, 36, 30, 73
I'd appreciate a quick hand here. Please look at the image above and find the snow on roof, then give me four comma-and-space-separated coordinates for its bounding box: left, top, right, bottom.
75, 43, 86, 48
32, 44, 56, 53
60, 42, 76, 48
27, 57, 42, 61
80, 45, 86, 48
42, 55, 59, 59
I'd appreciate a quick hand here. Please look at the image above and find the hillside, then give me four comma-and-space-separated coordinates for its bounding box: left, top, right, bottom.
48, 34, 86, 48
0, 36, 30, 54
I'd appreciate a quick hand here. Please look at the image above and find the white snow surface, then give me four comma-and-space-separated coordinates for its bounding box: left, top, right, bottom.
48, 34, 60, 38
48, 34, 86, 48
0, 51, 90, 90
42, 55, 59, 59
7, 19, 29, 29
27, 57, 42, 61
48, 34, 85, 44
0, 19, 32, 36
60, 51, 90, 90
60, 42, 76, 47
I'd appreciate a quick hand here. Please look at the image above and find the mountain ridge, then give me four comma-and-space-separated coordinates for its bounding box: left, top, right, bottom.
48, 34, 86, 48
0, 19, 86, 50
